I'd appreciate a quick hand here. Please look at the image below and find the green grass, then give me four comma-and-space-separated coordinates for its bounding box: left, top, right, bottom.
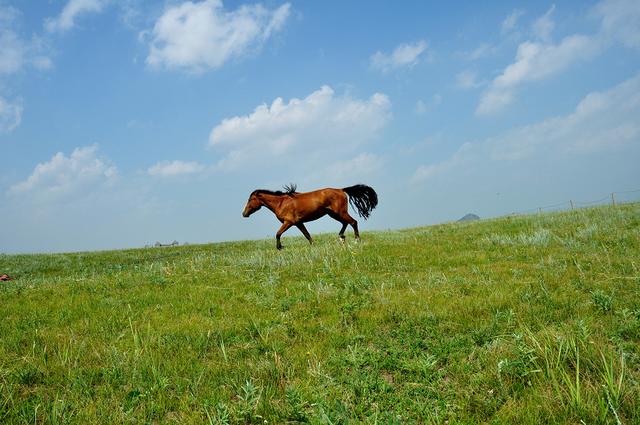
1, 203, 639, 424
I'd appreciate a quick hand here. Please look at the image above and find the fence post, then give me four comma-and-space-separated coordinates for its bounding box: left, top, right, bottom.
611, 192, 616, 206
570, 200, 574, 210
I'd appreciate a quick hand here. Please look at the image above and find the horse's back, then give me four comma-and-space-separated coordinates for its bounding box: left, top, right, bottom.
286, 188, 346, 222
297, 188, 345, 204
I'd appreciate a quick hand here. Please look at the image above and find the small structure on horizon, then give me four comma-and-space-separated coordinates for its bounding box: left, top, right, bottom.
458, 213, 480, 222
153, 240, 180, 247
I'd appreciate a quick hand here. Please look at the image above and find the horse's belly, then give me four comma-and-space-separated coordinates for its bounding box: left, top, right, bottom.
300, 210, 326, 222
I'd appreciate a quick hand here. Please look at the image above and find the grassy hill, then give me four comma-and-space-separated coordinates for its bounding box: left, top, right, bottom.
1, 204, 639, 424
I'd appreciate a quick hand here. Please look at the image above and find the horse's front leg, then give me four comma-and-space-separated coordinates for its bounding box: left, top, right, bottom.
296, 223, 313, 245
276, 222, 293, 250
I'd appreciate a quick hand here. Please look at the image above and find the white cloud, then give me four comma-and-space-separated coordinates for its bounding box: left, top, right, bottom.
44, 0, 149, 32
460, 11, 520, 64
370, 40, 428, 73
502, 9, 525, 34
476, 89, 515, 115
324, 153, 383, 182
463, 43, 498, 61
415, 94, 442, 114
416, 73, 640, 183
209, 85, 391, 170
532, 5, 555, 42
145, 0, 291, 73
9, 145, 117, 201
412, 143, 473, 183
0, 6, 51, 75
490, 72, 640, 159
148, 160, 205, 177
0, 26, 23, 75
477, 0, 640, 115
0, 5, 51, 132
30, 54, 53, 71
493, 35, 599, 89
455, 70, 484, 90
477, 34, 601, 115
45, 0, 106, 33
0, 96, 23, 132
594, 0, 640, 48
119, 0, 143, 28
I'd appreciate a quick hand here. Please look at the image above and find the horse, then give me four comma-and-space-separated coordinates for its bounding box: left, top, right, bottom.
242, 184, 378, 249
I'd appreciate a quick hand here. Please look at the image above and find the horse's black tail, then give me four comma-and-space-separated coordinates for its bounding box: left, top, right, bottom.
342, 184, 378, 220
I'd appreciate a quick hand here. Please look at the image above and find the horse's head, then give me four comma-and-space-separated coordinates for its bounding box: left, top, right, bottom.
242, 191, 262, 217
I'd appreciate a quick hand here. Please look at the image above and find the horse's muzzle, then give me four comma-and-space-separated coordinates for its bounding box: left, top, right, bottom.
243, 205, 259, 217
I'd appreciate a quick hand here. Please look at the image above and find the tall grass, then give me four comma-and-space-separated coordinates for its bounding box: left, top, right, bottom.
0, 203, 639, 423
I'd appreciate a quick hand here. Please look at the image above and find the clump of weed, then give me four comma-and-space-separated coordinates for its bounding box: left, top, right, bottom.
485, 228, 554, 247
285, 385, 310, 422
591, 290, 614, 313
204, 402, 231, 425
235, 379, 262, 423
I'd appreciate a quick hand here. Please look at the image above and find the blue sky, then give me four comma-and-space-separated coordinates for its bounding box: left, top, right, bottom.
1, 0, 639, 253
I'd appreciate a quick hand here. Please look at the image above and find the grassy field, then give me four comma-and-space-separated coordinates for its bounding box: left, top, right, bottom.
1, 204, 639, 424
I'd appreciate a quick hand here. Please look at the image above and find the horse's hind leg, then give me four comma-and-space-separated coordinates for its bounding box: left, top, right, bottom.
349, 216, 360, 241
338, 222, 348, 242
327, 211, 347, 242
341, 212, 360, 240
329, 211, 358, 241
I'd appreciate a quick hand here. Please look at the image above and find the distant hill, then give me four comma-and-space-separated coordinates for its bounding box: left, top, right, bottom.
458, 213, 480, 222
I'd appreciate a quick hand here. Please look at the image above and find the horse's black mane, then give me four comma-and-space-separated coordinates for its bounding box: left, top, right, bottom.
252, 183, 298, 197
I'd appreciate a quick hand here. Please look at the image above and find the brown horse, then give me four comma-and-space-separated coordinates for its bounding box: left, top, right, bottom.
242, 184, 378, 249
